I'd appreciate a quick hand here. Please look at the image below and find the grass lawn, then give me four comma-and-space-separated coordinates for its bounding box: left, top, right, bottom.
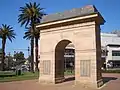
0, 70, 74, 83
102, 69, 120, 73
0, 71, 39, 82
64, 70, 74, 75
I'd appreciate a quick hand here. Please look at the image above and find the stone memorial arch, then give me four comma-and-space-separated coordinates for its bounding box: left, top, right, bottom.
36, 5, 105, 88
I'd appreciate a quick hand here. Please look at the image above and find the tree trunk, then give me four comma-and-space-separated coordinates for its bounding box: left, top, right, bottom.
35, 37, 39, 71
1, 38, 6, 71
30, 20, 36, 73
30, 37, 34, 73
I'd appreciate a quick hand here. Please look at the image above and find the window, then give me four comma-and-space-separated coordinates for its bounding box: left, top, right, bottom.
64, 49, 74, 55
112, 51, 120, 56
102, 50, 108, 56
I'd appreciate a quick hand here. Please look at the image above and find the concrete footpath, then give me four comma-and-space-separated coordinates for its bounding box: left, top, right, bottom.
0, 73, 120, 90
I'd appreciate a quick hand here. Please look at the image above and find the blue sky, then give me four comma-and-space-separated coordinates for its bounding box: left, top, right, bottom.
0, 0, 120, 57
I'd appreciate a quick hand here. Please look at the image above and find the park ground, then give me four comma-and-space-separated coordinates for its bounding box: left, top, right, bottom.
0, 73, 120, 90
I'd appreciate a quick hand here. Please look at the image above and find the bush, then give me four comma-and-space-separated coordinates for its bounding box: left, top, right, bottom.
102, 69, 120, 73
0, 71, 16, 77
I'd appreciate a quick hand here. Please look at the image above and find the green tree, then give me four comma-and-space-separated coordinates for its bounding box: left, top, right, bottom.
18, 2, 45, 72
6, 55, 14, 69
14, 51, 25, 65
0, 24, 16, 71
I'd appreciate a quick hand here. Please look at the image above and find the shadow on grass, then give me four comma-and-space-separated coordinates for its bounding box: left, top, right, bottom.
0, 74, 16, 77
102, 77, 117, 84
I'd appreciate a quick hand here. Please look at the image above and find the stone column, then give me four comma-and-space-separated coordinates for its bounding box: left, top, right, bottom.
74, 21, 103, 88
38, 37, 55, 84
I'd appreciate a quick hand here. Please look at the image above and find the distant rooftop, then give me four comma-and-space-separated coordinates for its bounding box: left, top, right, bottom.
41, 5, 98, 23
101, 33, 118, 37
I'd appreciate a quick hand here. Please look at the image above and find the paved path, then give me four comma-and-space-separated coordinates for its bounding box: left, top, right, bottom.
101, 73, 120, 90
0, 73, 120, 90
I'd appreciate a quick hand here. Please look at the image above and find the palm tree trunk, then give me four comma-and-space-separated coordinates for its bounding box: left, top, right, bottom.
35, 37, 39, 71
30, 20, 36, 73
30, 37, 34, 73
1, 38, 6, 71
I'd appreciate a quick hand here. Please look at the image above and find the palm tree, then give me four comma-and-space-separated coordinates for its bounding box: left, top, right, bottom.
34, 29, 40, 71
0, 24, 16, 71
23, 27, 34, 72
23, 27, 40, 71
18, 2, 45, 72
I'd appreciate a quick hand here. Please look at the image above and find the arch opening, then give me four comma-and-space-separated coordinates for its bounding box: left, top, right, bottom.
55, 40, 75, 83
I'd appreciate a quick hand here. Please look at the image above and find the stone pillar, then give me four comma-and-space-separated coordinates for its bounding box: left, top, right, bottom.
39, 51, 55, 83
95, 24, 103, 87
38, 37, 55, 83
74, 21, 103, 88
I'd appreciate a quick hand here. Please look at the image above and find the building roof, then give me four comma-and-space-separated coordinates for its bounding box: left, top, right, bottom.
101, 33, 118, 37
66, 43, 75, 49
41, 5, 98, 23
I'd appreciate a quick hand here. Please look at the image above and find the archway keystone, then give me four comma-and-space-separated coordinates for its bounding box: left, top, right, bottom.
36, 5, 105, 88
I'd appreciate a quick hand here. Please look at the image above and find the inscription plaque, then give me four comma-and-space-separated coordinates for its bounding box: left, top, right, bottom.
80, 60, 90, 77
43, 60, 51, 75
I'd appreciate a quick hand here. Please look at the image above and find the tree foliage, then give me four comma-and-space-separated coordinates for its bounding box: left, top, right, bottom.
14, 51, 25, 65
0, 24, 16, 42
18, 2, 46, 27
0, 24, 16, 71
18, 2, 46, 72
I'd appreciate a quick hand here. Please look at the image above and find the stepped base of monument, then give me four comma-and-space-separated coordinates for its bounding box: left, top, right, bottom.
39, 76, 103, 89
39, 76, 65, 84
